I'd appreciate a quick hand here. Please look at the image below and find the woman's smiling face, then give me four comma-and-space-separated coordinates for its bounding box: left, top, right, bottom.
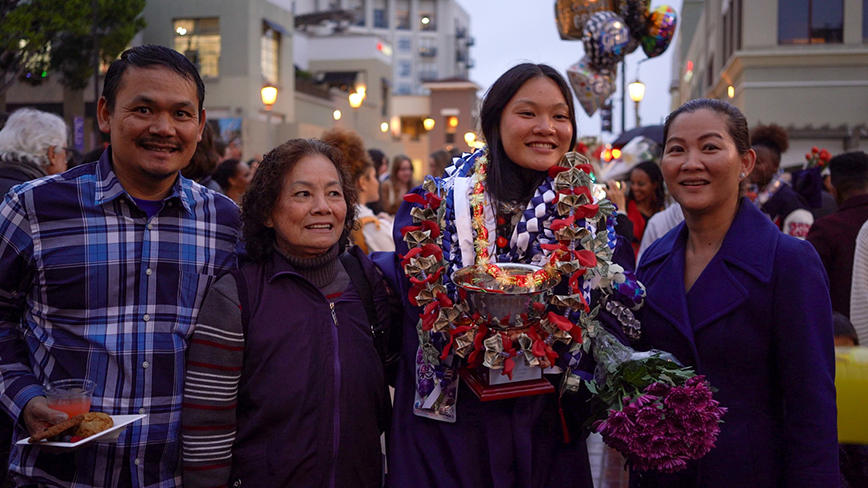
661, 108, 754, 216
498, 76, 573, 172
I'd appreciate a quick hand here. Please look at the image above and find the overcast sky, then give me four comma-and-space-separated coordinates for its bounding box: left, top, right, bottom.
455, 0, 683, 142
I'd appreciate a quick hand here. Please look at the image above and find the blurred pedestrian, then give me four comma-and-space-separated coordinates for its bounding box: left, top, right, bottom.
748, 124, 813, 238
806, 151, 868, 318
182, 138, 391, 488
212, 158, 252, 205
224, 137, 243, 161
813, 166, 838, 219
636, 98, 838, 487
367, 148, 388, 213
427, 149, 452, 178
636, 202, 684, 265
830, 312, 868, 488
379, 154, 415, 215
0, 108, 68, 195
183, 122, 223, 192
369, 148, 389, 181
849, 219, 868, 345
321, 128, 394, 253
624, 161, 665, 255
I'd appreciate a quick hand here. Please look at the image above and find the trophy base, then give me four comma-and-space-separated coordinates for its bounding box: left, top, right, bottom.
459, 368, 555, 401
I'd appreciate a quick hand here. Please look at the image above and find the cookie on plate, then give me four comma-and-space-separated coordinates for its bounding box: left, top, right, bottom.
75, 412, 114, 437
29, 415, 84, 443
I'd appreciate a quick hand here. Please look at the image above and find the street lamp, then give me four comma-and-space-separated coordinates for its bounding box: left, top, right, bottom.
422, 117, 435, 131
628, 79, 645, 128
260, 84, 278, 151
260, 84, 278, 110
348, 91, 364, 109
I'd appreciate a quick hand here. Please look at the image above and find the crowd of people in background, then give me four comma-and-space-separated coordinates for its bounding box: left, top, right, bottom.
0, 43, 865, 488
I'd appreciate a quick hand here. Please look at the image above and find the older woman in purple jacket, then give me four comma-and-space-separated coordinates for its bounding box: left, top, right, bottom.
182, 139, 390, 488
634, 99, 838, 486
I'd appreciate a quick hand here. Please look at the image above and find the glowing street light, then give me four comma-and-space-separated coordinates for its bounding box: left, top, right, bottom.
260, 84, 278, 110
333, 109, 342, 121
628, 79, 645, 128
422, 117, 435, 131
464, 131, 476, 146
380, 122, 389, 133
727, 85, 735, 98
348, 91, 364, 109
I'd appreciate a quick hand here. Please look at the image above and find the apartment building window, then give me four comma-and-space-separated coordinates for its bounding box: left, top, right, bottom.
174, 18, 221, 78
261, 22, 280, 84
778, 0, 843, 44
419, 0, 436, 31
864, 0, 868, 42
398, 59, 411, 77
373, 0, 388, 28
706, 55, 714, 89
721, 0, 741, 63
418, 36, 437, 58
396, 82, 411, 95
397, 37, 411, 52
347, 0, 365, 26
396, 0, 410, 30
419, 62, 437, 82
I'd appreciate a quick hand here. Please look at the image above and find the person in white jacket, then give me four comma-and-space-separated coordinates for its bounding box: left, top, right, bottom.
850, 220, 868, 345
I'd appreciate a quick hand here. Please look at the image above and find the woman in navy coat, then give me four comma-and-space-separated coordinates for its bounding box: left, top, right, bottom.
634, 99, 838, 487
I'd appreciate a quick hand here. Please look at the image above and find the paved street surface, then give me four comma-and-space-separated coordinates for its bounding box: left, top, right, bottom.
588, 433, 630, 488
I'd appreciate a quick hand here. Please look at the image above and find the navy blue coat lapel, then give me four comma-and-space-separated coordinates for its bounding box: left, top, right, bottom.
639, 199, 779, 363
640, 223, 697, 360
688, 200, 777, 331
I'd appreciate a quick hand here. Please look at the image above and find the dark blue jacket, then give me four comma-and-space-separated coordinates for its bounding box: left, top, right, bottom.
232, 247, 390, 488
634, 198, 838, 487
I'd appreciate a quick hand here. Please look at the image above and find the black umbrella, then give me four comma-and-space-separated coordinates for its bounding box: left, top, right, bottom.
612, 124, 664, 149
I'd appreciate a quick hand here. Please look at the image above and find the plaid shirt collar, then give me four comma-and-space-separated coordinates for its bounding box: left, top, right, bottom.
93, 147, 194, 216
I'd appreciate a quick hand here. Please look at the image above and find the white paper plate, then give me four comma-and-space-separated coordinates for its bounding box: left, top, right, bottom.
17, 414, 146, 448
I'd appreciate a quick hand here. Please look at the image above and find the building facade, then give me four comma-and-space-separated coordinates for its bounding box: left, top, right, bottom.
671, 0, 868, 165
2, 0, 475, 169
294, 0, 473, 95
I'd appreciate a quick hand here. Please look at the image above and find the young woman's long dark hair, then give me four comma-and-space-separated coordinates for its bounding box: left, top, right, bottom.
480, 63, 577, 203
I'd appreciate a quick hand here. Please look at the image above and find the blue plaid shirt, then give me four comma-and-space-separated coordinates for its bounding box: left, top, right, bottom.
0, 151, 240, 487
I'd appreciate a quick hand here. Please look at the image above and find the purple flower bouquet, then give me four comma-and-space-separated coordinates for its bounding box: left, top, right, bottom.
584, 323, 727, 473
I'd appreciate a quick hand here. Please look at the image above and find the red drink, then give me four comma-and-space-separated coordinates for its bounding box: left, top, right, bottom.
47, 397, 92, 417
44, 379, 95, 417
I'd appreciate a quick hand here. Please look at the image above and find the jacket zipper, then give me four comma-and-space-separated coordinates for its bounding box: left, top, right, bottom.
329, 301, 340, 488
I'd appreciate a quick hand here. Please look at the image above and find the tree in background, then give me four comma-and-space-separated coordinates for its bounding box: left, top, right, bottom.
48, 0, 146, 91
0, 0, 85, 101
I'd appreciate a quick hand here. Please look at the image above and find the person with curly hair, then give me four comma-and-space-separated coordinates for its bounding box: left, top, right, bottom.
321, 127, 394, 253
749, 123, 814, 238
182, 138, 393, 488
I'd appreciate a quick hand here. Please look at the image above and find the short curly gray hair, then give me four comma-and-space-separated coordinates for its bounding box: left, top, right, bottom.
0, 108, 68, 169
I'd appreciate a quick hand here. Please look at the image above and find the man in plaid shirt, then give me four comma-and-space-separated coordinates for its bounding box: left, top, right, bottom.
0, 45, 240, 486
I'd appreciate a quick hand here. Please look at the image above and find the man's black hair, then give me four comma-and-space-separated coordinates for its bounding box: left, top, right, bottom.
829, 151, 868, 199
102, 44, 205, 113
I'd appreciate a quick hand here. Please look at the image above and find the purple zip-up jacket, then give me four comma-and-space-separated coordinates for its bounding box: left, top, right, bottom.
183, 247, 390, 488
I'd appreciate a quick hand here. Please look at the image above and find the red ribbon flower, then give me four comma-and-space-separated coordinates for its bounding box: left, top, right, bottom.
403, 191, 442, 209
400, 219, 441, 238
